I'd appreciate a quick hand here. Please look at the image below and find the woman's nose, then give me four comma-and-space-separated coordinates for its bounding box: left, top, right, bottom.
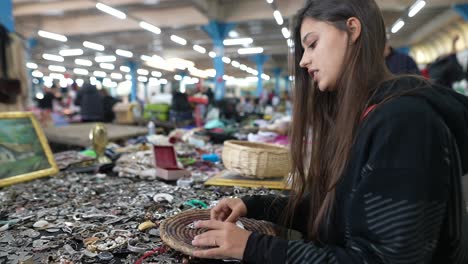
299, 55, 309, 68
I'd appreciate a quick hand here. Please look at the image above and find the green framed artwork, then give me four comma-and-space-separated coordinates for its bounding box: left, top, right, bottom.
0, 112, 58, 187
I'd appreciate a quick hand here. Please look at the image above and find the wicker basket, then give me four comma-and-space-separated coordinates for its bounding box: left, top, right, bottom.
222, 140, 291, 179
160, 209, 277, 256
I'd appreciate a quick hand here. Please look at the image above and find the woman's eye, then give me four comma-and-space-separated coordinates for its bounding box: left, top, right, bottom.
309, 41, 317, 49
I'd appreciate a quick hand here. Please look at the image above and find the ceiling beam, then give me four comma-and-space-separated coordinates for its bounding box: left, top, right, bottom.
13, 0, 182, 17
17, 6, 209, 37
190, 0, 224, 21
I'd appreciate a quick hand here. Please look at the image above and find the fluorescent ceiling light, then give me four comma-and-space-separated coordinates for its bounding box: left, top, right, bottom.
138, 76, 148, 82
266, 0, 273, 3
83, 41, 105, 51
116, 49, 133, 58
137, 69, 149, 75
93, 71, 107, 78
26, 62, 38, 69
73, 68, 89, 75
205, 69, 216, 78
238, 47, 264, 55
166, 58, 194, 70
32, 70, 43, 78
59, 78, 68, 88
95, 55, 116, 63
247, 68, 258, 75
223, 38, 253, 46
151, 71, 162, 77
38, 30, 67, 42
273, 10, 284, 25
42, 53, 64, 62
222, 57, 231, 64
287, 38, 294, 48
100, 63, 115, 70
231, 60, 240, 68
75, 59, 93, 67
49, 73, 64, 80
160, 79, 168, 85
125, 74, 132, 80
408, 0, 426, 18
391, 19, 405, 34
262, 73, 270, 80
141, 55, 152, 61
246, 76, 258, 82
96, 2, 126, 19
240, 64, 248, 71
174, 75, 182, 81
48, 65, 66, 72
149, 77, 159, 84
228, 30, 239, 38
59, 49, 83, 56
76, 79, 84, 86
120, 66, 131, 72
281, 27, 290, 39
139, 21, 161, 35
141, 54, 164, 63
111, 73, 123, 79
193, 45, 206, 54
170, 35, 187, 46
208, 51, 216, 58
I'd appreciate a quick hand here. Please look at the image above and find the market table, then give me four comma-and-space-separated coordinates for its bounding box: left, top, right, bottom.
0, 171, 281, 263
43, 124, 148, 147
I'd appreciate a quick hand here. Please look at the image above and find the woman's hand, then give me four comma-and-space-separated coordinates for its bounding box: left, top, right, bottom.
210, 198, 247, 222
192, 220, 251, 259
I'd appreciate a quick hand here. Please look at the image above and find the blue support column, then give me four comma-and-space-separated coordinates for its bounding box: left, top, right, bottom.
273, 68, 282, 95
454, 4, 468, 21
254, 54, 268, 97
27, 38, 38, 99
202, 20, 236, 101
127, 61, 138, 102
284, 75, 290, 92
0, 0, 14, 32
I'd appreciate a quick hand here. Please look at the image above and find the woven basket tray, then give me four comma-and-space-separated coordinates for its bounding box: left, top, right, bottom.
222, 140, 291, 179
160, 209, 277, 256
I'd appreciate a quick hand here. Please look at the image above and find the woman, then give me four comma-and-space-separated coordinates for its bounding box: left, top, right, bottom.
191, 0, 468, 263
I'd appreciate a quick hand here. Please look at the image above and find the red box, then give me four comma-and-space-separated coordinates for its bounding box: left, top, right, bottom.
153, 145, 191, 181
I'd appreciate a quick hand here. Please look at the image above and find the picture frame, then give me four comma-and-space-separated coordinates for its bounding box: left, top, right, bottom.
0, 112, 58, 187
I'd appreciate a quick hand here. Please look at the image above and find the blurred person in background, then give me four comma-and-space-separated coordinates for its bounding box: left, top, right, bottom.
100, 89, 119, 123
36, 85, 57, 126
384, 42, 421, 75
74, 82, 104, 122
428, 35, 465, 89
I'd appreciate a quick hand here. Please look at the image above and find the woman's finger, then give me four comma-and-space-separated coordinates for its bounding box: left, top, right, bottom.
225, 211, 240, 223
192, 230, 218, 241
192, 236, 220, 247
217, 211, 227, 221
210, 204, 224, 220
194, 220, 226, 230
192, 248, 225, 259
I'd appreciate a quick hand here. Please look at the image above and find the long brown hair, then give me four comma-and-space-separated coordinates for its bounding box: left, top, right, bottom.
286, 0, 392, 240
